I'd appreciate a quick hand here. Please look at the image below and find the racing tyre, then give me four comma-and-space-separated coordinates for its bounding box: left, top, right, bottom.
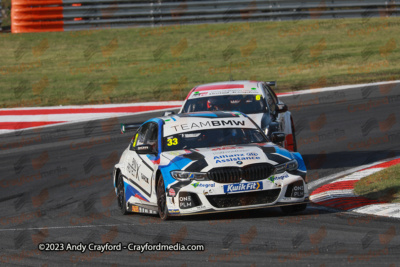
157, 175, 169, 220
280, 203, 307, 214
117, 173, 128, 215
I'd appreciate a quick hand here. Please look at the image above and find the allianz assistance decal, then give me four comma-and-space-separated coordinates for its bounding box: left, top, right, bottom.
223, 182, 263, 193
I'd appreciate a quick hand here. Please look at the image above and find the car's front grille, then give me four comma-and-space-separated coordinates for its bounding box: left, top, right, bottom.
206, 189, 281, 208
207, 163, 275, 183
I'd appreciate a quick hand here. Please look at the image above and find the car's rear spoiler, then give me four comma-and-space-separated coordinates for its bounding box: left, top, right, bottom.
265, 81, 276, 87
120, 123, 142, 134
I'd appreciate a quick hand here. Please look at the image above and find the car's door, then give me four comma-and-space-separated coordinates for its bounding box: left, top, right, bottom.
125, 123, 151, 184
263, 84, 286, 131
131, 122, 158, 198
263, 83, 294, 149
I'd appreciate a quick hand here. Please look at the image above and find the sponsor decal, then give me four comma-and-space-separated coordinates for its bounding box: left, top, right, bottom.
166, 151, 185, 156
127, 159, 137, 177
236, 161, 243, 165
139, 207, 157, 214
132, 205, 139, 212
268, 176, 275, 183
275, 173, 289, 181
212, 146, 243, 151
168, 209, 180, 214
224, 182, 263, 193
214, 154, 261, 164
141, 174, 149, 184
169, 188, 176, 197
179, 193, 194, 209
164, 118, 257, 136
192, 91, 208, 97
246, 152, 258, 156
189, 89, 259, 99
191, 182, 216, 188
292, 185, 304, 198
169, 120, 245, 132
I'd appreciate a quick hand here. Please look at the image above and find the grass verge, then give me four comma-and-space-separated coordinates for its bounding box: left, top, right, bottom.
354, 163, 400, 203
0, 16, 400, 107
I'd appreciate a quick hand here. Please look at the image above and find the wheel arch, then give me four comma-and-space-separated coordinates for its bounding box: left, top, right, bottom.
155, 169, 162, 195
114, 168, 122, 188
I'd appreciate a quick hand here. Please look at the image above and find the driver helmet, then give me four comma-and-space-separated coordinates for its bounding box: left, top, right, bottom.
207, 98, 224, 111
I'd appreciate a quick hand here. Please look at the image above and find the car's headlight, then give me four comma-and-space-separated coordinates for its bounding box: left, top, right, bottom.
170, 171, 208, 181
275, 159, 298, 174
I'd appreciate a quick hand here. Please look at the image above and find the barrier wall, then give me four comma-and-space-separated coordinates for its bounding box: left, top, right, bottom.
11, 0, 400, 33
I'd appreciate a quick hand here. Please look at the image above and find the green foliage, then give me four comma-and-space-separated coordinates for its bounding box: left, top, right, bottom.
0, 17, 399, 107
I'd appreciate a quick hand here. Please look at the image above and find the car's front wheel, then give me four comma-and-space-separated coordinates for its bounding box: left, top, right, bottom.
280, 203, 307, 214
157, 175, 169, 220
117, 173, 128, 215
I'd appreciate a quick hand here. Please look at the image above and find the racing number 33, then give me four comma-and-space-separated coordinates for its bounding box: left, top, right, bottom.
167, 138, 178, 146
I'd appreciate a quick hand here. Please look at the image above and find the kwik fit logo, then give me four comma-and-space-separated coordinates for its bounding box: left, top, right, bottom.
224, 182, 263, 193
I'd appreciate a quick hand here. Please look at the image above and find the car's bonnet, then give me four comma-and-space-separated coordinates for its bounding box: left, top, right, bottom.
161, 144, 294, 172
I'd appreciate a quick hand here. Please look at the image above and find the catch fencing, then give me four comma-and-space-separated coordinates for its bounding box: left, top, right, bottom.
11, 0, 400, 33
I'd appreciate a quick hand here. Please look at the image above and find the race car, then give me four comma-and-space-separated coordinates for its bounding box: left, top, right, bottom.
113, 111, 309, 220
178, 80, 297, 151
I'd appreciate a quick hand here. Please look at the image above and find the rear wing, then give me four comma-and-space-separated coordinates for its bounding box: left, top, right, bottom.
120, 123, 142, 134
265, 81, 276, 87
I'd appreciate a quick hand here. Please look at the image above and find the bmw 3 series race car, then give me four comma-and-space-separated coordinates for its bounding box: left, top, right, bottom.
113, 111, 309, 220
178, 80, 298, 151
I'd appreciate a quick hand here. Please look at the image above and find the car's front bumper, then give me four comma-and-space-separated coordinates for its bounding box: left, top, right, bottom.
165, 173, 309, 216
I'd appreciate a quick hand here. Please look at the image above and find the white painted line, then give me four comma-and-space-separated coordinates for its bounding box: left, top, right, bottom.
277, 80, 400, 98
352, 204, 400, 218
0, 223, 138, 232
0, 101, 184, 111
0, 113, 137, 122
0, 107, 180, 136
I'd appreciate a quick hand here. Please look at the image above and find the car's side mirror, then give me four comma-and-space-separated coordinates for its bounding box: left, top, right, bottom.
135, 144, 157, 154
271, 132, 286, 143
163, 111, 175, 116
277, 103, 288, 113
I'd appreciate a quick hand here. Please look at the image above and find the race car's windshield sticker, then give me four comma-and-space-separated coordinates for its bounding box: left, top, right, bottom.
167, 137, 178, 146
182, 95, 266, 114
163, 128, 266, 152
189, 89, 262, 99
164, 116, 258, 136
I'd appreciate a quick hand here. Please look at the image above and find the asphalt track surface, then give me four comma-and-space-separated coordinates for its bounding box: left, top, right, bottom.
0, 84, 400, 266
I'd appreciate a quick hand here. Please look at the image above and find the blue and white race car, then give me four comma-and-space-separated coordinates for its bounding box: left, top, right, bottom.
113, 111, 309, 220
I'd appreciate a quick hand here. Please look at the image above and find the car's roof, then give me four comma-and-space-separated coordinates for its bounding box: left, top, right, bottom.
194, 80, 259, 90
186, 80, 263, 100
161, 111, 247, 122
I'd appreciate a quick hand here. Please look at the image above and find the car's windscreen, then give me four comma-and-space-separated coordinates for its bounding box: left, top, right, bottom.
163, 128, 267, 151
182, 95, 266, 114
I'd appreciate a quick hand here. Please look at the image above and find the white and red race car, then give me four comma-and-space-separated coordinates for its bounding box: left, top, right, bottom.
178, 80, 297, 151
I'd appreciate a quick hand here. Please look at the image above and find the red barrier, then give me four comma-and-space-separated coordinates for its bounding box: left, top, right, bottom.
12, 0, 64, 33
